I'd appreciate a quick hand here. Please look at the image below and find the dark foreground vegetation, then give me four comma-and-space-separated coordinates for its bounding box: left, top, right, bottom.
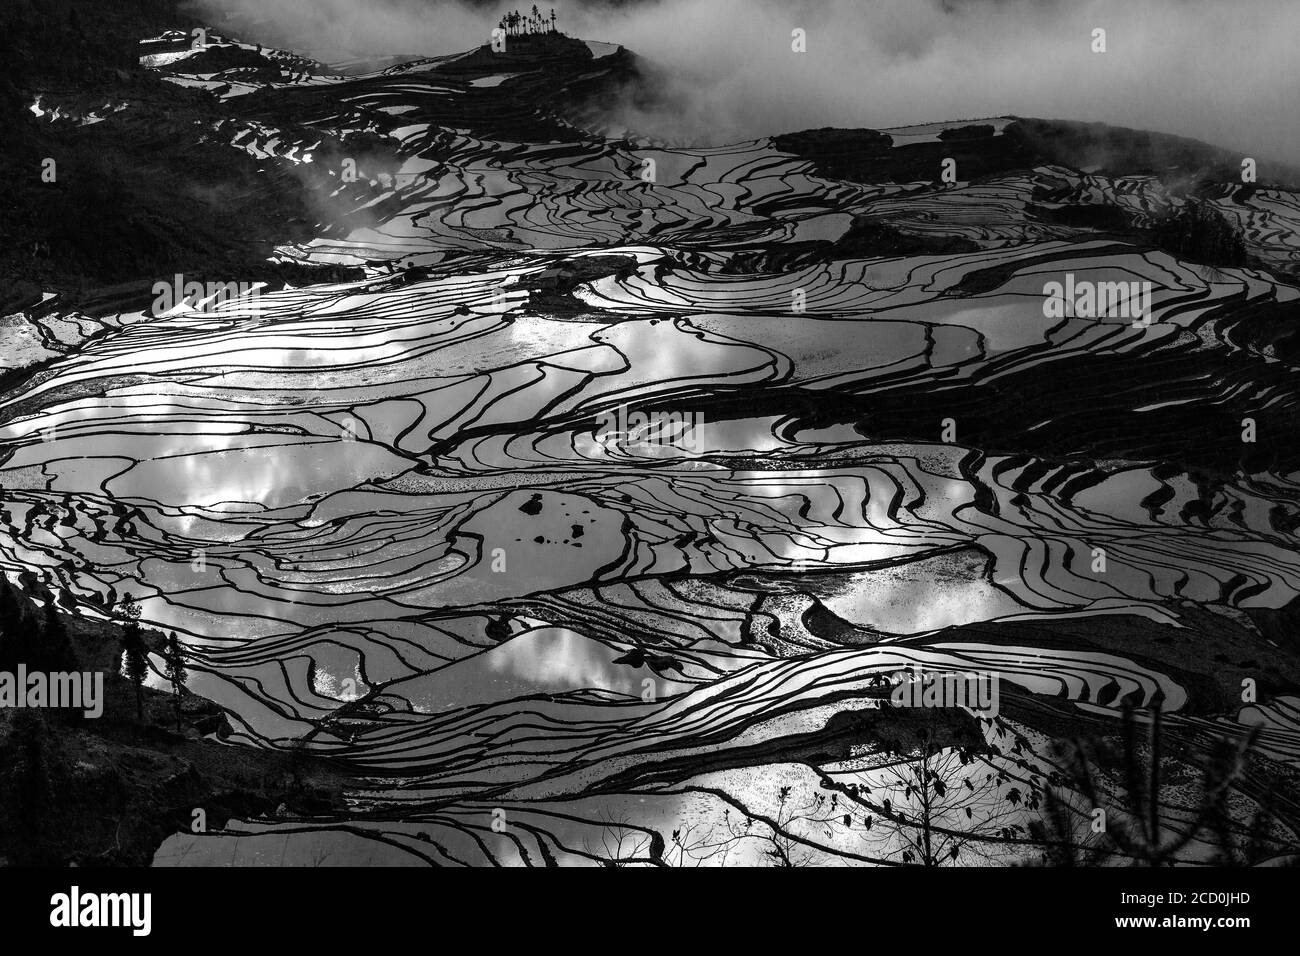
0, 573, 351, 866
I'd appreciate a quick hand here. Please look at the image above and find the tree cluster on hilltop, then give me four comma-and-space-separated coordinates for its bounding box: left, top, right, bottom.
498, 5, 559, 36
1150, 198, 1248, 267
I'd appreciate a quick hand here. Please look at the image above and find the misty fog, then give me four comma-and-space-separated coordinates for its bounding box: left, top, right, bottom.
196, 0, 1300, 161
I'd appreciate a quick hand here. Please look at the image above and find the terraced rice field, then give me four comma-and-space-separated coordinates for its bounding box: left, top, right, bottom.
4, 27, 1300, 866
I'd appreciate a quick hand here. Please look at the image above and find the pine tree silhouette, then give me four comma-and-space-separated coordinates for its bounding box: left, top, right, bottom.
163, 631, 188, 732
118, 593, 148, 724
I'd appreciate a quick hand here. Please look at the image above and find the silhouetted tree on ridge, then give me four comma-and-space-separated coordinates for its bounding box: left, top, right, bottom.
162, 631, 188, 732
118, 592, 148, 724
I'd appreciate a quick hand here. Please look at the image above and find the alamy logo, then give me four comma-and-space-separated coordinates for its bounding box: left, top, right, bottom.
50, 886, 151, 936
0, 665, 103, 718
889, 667, 1000, 717
1042, 273, 1153, 326
594, 406, 705, 453
151, 274, 258, 315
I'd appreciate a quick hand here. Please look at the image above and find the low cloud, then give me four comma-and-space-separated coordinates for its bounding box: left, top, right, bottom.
194, 0, 1300, 160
